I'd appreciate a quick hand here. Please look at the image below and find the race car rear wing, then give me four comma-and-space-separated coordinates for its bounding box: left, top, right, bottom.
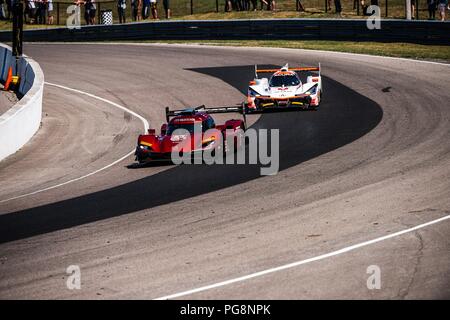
255, 63, 321, 78
165, 105, 247, 126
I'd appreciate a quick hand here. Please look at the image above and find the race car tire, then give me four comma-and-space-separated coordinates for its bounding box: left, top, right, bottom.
244, 102, 260, 114
309, 90, 321, 111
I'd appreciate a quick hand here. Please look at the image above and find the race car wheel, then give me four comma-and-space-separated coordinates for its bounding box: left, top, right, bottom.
309, 90, 321, 111
244, 102, 260, 114
244, 104, 253, 114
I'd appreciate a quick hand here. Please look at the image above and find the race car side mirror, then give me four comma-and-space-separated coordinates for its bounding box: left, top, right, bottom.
160, 124, 167, 136
147, 129, 156, 135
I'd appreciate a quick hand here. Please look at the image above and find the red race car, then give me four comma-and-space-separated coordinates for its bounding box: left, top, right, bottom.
135, 105, 246, 164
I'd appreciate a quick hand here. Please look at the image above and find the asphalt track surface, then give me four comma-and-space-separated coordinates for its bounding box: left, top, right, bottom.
0, 44, 449, 299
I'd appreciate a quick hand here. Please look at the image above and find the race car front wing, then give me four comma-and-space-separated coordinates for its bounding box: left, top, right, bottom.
253, 95, 312, 110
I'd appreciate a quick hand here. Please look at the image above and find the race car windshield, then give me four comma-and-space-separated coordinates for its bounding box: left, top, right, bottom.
269, 75, 300, 87
167, 123, 202, 135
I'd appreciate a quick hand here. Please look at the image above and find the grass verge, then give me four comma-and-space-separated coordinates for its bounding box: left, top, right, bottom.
143, 40, 450, 63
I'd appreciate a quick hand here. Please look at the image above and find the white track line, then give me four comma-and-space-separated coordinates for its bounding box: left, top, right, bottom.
0, 82, 149, 204
45, 82, 149, 130
155, 214, 450, 300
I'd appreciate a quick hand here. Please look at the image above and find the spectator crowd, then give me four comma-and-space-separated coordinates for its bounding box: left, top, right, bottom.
0, 0, 171, 24
225, 0, 274, 11
0, 0, 55, 24
226, 0, 449, 21
0, 0, 448, 25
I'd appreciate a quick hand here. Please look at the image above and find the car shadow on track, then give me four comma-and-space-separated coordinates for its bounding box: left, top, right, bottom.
126, 162, 174, 169
0, 66, 383, 244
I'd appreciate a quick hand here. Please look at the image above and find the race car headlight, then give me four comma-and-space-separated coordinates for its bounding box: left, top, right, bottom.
248, 88, 261, 97
304, 84, 318, 95
139, 144, 152, 151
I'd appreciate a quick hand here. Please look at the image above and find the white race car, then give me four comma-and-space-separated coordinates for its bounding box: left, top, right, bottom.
246, 63, 322, 112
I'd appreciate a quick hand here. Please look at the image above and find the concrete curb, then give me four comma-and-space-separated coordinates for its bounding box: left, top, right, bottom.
0, 43, 44, 161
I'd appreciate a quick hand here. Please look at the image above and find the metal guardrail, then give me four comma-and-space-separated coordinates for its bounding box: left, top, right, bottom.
0, 18, 449, 44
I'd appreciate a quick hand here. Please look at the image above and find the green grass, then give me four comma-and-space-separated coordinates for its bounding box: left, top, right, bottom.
142, 40, 450, 62
0, 20, 61, 30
